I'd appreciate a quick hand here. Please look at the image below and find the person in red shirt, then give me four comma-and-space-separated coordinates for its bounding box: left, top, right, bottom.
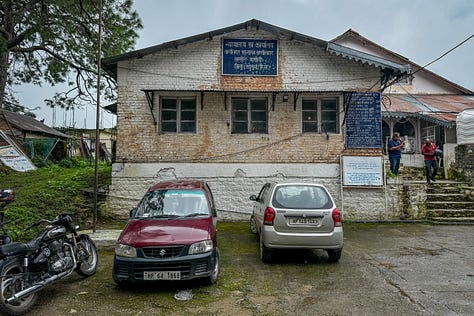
421, 138, 438, 184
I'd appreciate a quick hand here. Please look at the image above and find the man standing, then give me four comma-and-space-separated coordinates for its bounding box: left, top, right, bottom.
421, 138, 438, 184
387, 132, 404, 175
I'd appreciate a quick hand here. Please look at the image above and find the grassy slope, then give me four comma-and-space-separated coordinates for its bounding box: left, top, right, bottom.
0, 159, 113, 240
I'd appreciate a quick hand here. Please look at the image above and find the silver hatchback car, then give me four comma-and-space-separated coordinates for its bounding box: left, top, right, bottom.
250, 182, 343, 263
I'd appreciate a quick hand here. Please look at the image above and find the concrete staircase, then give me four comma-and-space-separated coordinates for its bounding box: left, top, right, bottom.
425, 182, 474, 223
399, 165, 474, 223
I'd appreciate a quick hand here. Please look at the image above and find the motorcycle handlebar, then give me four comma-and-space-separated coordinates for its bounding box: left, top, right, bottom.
25, 213, 75, 231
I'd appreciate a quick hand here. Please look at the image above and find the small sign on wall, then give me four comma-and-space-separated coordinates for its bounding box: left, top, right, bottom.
222, 39, 278, 76
342, 156, 383, 186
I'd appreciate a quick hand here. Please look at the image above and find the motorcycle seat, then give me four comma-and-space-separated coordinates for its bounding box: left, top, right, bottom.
0, 238, 42, 256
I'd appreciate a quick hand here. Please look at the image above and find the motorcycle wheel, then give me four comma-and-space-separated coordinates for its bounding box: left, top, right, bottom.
0, 259, 38, 316
75, 234, 99, 277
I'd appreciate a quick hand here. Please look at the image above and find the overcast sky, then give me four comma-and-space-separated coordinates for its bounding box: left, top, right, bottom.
14, 0, 474, 129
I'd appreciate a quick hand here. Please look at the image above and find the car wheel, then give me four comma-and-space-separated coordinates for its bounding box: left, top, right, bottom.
250, 215, 258, 234
205, 248, 220, 285
327, 249, 342, 263
260, 234, 272, 263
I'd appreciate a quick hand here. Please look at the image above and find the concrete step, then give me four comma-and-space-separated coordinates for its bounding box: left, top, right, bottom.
426, 200, 474, 209
426, 193, 467, 202
426, 209, 474, 218
427, 217, 474, 224
82, 229, 120, 249
426, 201, 474, 211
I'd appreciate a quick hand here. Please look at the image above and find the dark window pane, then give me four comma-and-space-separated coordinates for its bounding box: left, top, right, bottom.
322, 122, 337, 133
251, 111, 267, 122
302, 111, 317, 122
162, 110, 176, 121
321, 111, 335, 121
233, 111, 248, 122
232, 122, 248, 133
180, 122, 196, 132
162, 99, 177, 109
321, 99, 337, 110
181, 99, 196, 110
302, 100, 317, 110
303, 122, 318, 133
181, 110, 195, 121
252, 122, 267, 133
162, 122, 177, 132
322, 101, 337, 133
251, 99, 266, 111
232, 99, 248, 110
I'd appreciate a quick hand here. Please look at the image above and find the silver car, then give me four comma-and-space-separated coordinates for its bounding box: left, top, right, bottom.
250, 182, 343, 263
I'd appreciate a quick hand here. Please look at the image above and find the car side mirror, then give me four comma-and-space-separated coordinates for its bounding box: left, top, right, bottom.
250, 195, 257, 201
129, 208, 137, 218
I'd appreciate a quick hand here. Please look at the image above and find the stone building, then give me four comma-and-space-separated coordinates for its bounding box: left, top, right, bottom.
102, 19, 410, 220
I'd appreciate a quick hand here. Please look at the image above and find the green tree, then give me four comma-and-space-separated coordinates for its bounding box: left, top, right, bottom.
0, 0, 142, 112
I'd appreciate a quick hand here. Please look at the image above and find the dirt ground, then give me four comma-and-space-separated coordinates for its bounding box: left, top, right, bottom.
17, 222, 474, 315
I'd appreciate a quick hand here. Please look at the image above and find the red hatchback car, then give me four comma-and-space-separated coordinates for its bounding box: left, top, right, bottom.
112, 180, 219, 286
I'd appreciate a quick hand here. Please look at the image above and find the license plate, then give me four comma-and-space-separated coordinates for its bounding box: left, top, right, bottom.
143, 271, 181, 280
289, 217, 319, 225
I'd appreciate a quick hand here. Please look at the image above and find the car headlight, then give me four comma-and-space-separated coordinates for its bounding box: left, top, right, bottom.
188, 240, 213, 254
115, 244, 137, 257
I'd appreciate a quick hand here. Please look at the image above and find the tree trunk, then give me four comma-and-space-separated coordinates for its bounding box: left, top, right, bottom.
0, 51, 9, 109
1, 0, 13, 109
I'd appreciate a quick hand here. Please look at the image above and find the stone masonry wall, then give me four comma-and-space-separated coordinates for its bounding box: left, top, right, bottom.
455, 144, 474, 184
107, 162, 399, 221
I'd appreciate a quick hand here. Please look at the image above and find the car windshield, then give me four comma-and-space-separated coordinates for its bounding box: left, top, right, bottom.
134, 189, 210, 219
272, 185, 333, 209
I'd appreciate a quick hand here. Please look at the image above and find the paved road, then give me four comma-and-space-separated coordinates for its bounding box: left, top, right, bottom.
323, 223, 474, 316
31, 223, 474, 315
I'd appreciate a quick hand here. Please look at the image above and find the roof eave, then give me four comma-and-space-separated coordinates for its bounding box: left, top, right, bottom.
327, 42, 410, 75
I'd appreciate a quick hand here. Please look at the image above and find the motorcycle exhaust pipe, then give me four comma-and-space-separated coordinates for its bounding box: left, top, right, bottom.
6, 269, 71, 304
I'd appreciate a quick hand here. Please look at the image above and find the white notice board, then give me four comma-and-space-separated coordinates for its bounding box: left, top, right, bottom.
342, 156, 383, 186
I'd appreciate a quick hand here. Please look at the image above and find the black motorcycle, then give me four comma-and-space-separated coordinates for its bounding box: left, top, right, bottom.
0, 213, 99, 315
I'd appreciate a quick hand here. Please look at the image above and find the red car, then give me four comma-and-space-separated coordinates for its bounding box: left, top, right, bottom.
112, 180, 219, 286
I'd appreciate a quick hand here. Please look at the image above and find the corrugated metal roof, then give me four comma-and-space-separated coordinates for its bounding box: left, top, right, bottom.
327, 42, 410, 75
0, 110, 69, 138
382, 94, 474, 127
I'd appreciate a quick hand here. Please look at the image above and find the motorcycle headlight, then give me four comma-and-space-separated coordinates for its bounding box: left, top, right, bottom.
115, 244, 137, 257
188, 240, 213, 255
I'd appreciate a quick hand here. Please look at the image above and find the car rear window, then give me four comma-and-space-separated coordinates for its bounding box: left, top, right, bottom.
134, 189, 210, 218
272, 185, 333, 209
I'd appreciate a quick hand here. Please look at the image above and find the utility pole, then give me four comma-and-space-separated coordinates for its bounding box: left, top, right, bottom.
93, 0, 103, 233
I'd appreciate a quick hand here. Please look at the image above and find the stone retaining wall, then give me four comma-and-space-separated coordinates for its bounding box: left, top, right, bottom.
455, 144, 474, 184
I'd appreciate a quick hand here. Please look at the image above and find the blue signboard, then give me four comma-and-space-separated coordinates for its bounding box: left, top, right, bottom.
222, 39, 278, 76
345, 92, 382, 148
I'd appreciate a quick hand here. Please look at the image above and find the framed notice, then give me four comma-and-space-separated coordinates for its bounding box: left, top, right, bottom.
222, 38, 278, 76
345, 92, 382, 148
342, 156, 383, 186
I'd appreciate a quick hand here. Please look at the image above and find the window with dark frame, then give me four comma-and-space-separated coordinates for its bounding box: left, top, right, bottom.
231, 98, 268, 134
160, 97, 196, 133
302, 98, 339, 134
